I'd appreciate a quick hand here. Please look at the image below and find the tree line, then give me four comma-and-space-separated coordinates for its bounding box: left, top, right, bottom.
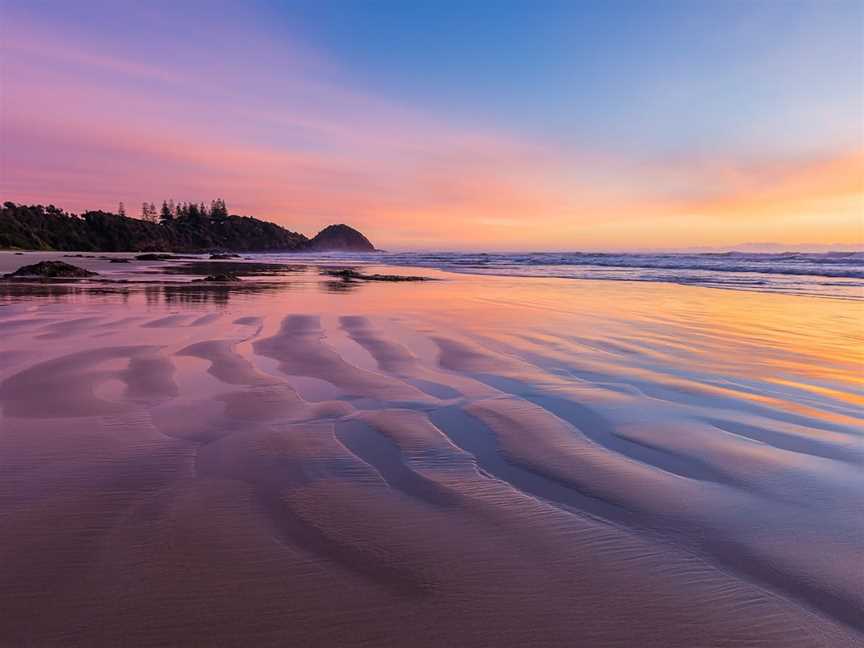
1, 200, 309, 252
134, 198, 229, 223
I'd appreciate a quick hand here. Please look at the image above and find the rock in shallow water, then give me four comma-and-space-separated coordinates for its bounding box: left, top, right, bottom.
322, 268, 429, 282
196, 273, 242, 282
4, 260, 97, 278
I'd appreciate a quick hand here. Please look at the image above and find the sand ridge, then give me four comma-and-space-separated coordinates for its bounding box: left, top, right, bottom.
0, 270, 861, 646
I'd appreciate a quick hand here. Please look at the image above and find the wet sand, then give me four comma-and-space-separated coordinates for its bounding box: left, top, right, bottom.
0, 252, 862, 646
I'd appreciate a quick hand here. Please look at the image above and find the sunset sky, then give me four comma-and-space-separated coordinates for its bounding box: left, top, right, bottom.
1, 0, 862, 250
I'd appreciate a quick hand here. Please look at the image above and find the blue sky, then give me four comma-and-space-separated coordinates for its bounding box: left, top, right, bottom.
263, 0, 863, 156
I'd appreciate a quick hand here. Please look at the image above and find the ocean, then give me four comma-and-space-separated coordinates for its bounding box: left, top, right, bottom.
260, 250, 864, 300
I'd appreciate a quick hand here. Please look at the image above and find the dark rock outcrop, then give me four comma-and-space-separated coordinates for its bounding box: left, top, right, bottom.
307, 224, 375, 252
4, 260, 97, 278
321, 268, 428, 282
196, 273, 241, 282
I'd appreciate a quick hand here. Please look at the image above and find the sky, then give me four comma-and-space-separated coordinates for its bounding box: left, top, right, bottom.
1, 0, 862, 250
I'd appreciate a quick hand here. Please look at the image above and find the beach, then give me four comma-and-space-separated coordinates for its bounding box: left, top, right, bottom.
0, 251, 862, 647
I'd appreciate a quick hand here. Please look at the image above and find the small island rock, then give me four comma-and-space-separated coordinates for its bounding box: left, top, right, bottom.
4, 260, 97, 278
308, 224, 375, 252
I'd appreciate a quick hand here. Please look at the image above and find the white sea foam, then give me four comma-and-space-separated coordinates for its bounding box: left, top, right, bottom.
261, 250, 864, 299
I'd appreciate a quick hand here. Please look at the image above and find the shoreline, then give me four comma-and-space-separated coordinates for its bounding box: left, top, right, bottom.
1, 249, 862, 302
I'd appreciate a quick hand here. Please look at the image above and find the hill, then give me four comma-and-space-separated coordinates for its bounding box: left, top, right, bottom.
0, 202, 375, 253
308, 224, 375, 251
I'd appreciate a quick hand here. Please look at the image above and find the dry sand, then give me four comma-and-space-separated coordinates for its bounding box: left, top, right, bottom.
0, 252, 862, 646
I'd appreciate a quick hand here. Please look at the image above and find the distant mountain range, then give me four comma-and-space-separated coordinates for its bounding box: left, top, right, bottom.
0, 202, 375, 253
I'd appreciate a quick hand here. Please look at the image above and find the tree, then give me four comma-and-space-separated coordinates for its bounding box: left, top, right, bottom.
118, 202, 126, 218
141, 202, 158, 223
211, 198, 228, 219
160, 201, 173, 222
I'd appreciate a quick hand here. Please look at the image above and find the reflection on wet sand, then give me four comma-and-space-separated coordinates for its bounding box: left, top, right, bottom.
0, 269, 861, 646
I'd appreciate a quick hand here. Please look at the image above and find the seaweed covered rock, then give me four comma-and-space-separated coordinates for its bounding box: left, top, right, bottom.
4, 260, 97, 279
321, 268, 428, 282
196, 273, 242, 282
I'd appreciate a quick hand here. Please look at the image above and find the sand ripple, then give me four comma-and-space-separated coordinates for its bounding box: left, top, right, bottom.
0, 287, 861, 646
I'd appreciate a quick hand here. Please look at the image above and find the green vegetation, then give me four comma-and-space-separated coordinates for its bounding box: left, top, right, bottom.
0, 201, 309, 252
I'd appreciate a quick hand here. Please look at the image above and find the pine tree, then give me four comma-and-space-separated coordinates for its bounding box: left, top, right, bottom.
141, 202, 158, 223
211, 198, 228, 219
118, 202, 126, 218
160, 201, 173, 222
